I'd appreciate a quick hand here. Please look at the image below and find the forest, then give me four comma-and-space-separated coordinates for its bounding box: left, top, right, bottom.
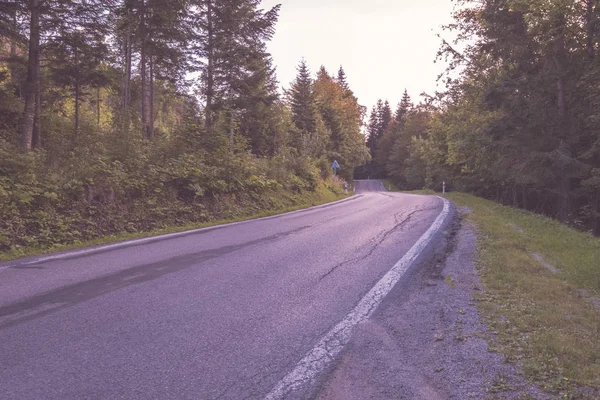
0, 0, 370, 253
3, 0, 600, 254
366, 0, 600, 235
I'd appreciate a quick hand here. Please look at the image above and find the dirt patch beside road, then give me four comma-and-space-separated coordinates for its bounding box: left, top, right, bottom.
315, 219, 546, 400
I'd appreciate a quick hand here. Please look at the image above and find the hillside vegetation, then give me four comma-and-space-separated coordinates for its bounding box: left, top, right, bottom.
0, 1, 369, 257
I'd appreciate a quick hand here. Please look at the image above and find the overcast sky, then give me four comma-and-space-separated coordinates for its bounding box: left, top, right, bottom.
261, 0, 456, 111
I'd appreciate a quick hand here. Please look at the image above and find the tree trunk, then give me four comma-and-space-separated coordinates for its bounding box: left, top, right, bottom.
149, 55, 154, 139
9, 2, 19, 98
123, 19, 132, 110
22, 0, 40, 151
10, 6, 16, 57
593, 190, 600, 235
97, 86, 101, 126
229, 109, 234, 152
556, 77, 566, 118
32, 77, 41, 149
140, 0, 148, 138
205, 0, 214, 131
120, 5, 133, 132
586, 0, 596, 59
74, 46, 80, 137
75, 72, 80, 137
553, 13, 571, 223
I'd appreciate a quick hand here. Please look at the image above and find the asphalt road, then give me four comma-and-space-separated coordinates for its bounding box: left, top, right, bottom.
353, 179, 386, 193
0, 182, 446, 400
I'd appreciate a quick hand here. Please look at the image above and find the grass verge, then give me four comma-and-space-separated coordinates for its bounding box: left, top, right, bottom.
379, 178, 400, 192
0, 182, 348, 263
446, 192, 600, 398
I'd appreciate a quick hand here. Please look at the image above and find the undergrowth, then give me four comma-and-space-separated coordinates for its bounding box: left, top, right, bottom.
0, 141, 349, 261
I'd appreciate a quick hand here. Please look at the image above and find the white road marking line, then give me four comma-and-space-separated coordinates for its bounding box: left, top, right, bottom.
264, 196, 451, 400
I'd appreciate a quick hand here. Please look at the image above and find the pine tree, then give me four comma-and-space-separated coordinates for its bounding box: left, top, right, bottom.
289, 59, 318, 135
395, 90, 412, 123
377, 100, 392, 139
337, 66, 349, 92
238, 56, 283, 156
336, 66, 356, 102
365, 105, 379, 156
317, 65, 329, 80
191, 0, 280, 139
384, 89, 413, 181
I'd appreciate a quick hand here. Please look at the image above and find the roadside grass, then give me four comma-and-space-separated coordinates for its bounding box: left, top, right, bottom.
0, 183, 348, 263
379, 178, 400, 192
402, 188, 437, 195
446, 192, 600, 397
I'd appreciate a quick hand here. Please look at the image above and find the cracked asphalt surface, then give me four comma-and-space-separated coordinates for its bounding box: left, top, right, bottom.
0, 181, 444, 400
315, 218, 547, 400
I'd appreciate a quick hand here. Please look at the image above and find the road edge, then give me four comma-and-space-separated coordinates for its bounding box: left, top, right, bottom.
1, 194, 363, 270
264, 195, 456, 399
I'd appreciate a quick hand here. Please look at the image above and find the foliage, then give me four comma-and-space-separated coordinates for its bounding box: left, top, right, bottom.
287, 62, 369, 181
359, 96, 405, 179
382, 0, 600, 234
0, 134, 348, 255
0, 1, 368, 256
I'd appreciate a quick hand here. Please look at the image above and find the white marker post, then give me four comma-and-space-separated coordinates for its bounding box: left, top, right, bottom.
442, 181, 446, 194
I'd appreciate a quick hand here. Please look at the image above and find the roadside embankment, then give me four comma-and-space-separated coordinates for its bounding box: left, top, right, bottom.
0, 180, 348, 263
317, 190, 599, 399
447, 192, 600, 399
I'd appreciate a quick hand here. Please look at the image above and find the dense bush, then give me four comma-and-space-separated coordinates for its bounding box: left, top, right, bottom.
0, 136, 344, 254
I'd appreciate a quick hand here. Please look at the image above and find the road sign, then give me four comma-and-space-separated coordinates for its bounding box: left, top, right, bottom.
332, 160, 340, 177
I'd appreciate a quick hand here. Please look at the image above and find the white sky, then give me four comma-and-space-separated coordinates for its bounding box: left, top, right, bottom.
261, 0, 457, 110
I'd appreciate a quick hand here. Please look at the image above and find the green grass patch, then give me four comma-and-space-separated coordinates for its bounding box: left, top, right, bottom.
446, 192, 600, 396
0, 183, 348, 263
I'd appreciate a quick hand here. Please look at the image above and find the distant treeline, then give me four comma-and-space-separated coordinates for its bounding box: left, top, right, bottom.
365, 0, 600, 234
0, 0, 369, 251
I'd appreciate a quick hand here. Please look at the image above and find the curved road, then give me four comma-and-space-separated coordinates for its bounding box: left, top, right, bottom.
0, 182, 447, 400
354, 179, 387, 193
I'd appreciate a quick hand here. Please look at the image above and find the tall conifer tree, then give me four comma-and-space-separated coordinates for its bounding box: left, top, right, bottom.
289, 59, 318, 135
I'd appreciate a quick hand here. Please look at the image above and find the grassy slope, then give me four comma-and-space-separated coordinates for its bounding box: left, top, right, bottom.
0, 182, 348, 262
448, 193, 599, 398
389, 184, 599, 396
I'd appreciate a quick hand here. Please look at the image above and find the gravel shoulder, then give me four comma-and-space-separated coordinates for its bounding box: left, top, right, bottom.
314, 217, 546, 400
